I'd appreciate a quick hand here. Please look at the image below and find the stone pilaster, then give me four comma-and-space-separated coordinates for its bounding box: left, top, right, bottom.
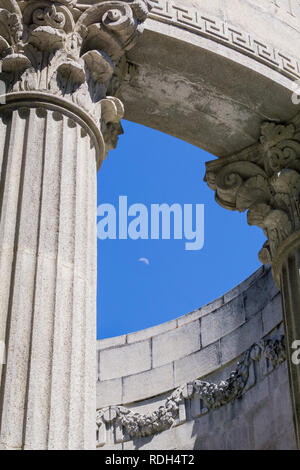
204, 113, 300, 449
0, 0, 150, 450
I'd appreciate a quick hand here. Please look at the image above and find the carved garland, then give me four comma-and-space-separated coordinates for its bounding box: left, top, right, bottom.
96, 336, 286, 441
205, 118, 300, 267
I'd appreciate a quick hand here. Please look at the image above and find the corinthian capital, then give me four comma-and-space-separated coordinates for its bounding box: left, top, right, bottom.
204, 114, 300, 271
0, 0, 151, 159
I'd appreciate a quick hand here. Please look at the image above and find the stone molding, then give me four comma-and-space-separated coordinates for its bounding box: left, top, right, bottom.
148, 0, 300, 81
0, 0, 151, 161
205, 113, 300, 279
0, 91, 107, 166
96, 335, 286, 446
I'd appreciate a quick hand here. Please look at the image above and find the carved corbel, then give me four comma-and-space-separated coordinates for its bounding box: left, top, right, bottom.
204, 117, 300, 271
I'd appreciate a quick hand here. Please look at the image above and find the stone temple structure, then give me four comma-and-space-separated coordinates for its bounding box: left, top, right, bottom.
0, 0, 299, 450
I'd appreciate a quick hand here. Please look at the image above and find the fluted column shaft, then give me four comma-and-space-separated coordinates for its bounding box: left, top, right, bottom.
273, 234, 300, 449
0, 0, 150, 450
0, 103, 97, 449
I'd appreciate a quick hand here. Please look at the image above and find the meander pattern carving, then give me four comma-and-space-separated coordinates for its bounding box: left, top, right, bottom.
149, 0, 300, 81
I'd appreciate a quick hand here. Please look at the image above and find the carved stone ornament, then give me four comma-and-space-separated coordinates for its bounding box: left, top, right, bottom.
204, 115, 300, 268
96, 336, 286, 442
0, 0, 151, 158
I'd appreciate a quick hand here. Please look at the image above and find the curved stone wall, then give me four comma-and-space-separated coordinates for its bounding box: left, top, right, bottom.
96, 266, 296, 450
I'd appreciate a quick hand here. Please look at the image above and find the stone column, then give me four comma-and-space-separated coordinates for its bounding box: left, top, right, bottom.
0, 0, 150, 450
204, 115, 300, 449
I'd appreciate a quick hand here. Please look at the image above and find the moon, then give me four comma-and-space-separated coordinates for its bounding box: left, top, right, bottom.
138, 257, 150, 265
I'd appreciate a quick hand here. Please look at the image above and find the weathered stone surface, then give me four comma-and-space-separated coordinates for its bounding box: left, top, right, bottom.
97, 377, 122, 409
0, 0, 151, 450
98, 335, 127, 351
98, 336, 290, 448
243, 269, 279, 319
262, 293, 283, 336
97, 267, 290, 449
127, 319, 178, 344
204, 118, 300, 269
121, 0, 300, 158
99, 340, 152, 381
95, 0, 300, 451
177, 308, 203, 327
220, 315, 263, 366
204, 98, 300, 449
201, 296, 245, 347
123, 363, 174, 404
0, 0, 299, 451
0, 107, 98, 450
152, 321, 200, 368
174, 343, 221, 387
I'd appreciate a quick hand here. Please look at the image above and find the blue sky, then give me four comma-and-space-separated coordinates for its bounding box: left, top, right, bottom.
97, 120, 266, 339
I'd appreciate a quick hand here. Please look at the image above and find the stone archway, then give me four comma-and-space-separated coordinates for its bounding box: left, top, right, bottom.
0, 0, 299, 450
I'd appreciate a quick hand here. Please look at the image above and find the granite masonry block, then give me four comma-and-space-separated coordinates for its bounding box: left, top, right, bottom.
261, 293, 283, 335
152, 321, 201, 368
220, 314, 263, 365
99, 340, 151, 381
243, 270, 277, 319
97, 335, 127, 351
123, 363, 174, 403
126, 319, 177, 344
96, 377, 122, 408
174, 343, 220, 386
201, 295, 245, 347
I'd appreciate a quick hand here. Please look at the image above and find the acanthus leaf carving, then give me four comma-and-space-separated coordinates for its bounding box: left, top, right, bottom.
0, 0, 151, 159
204, 118, 300, 264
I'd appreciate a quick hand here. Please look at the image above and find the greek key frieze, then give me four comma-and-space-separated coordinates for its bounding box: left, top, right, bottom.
148, 0, 300, 80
